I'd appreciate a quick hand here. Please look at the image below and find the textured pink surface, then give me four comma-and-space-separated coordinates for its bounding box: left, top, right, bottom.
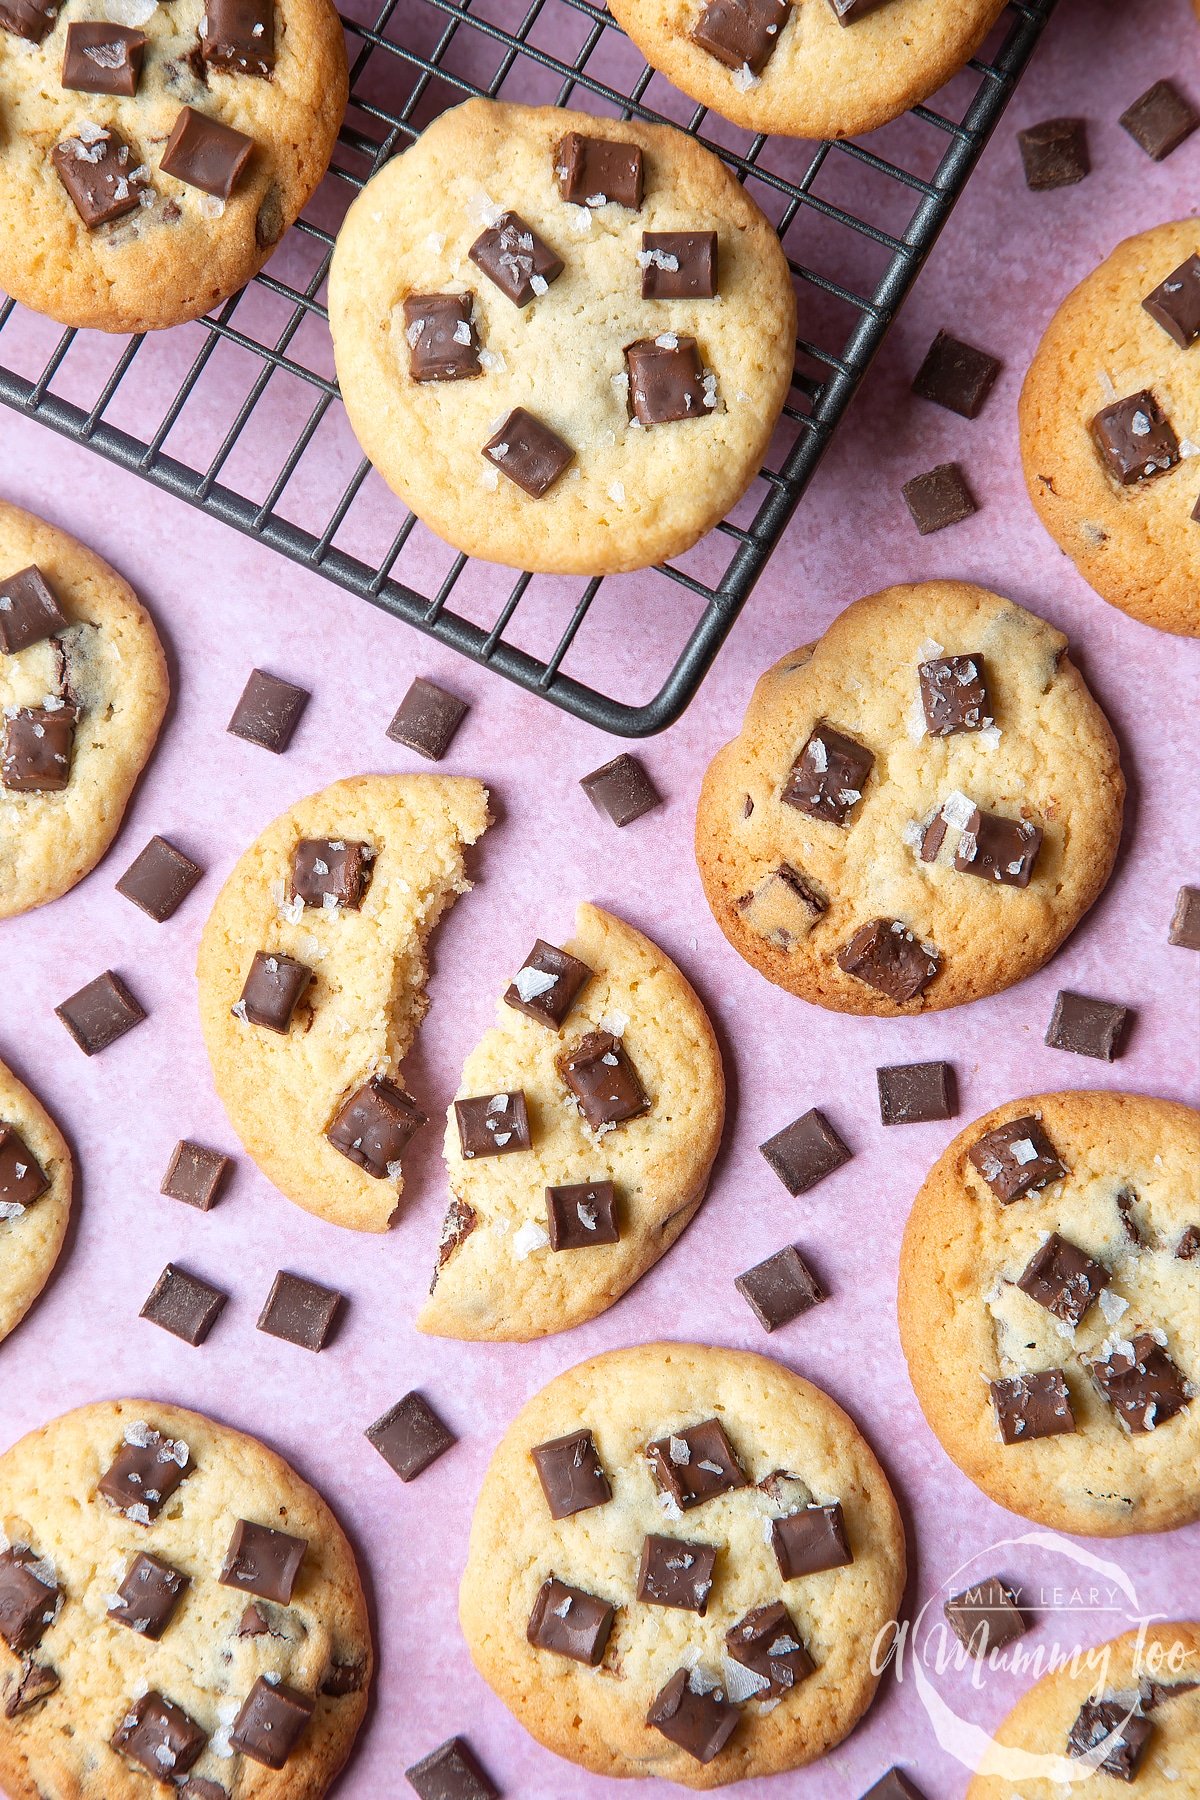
2, 1, 1199, 1795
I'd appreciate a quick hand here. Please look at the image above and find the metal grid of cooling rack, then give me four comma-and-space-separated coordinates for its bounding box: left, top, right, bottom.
0, 0, 1055, 735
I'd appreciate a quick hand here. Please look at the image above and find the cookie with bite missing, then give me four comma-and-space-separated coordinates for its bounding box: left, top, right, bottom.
419, 902, 724, 1340
898, 1092, 1200, 1537
0, 1057, 72, 1347
695, 580, 1124, 1015
459, 1342, 905, 1788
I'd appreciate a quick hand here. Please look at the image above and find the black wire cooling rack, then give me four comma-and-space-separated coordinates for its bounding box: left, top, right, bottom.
0, 0, 1055, 736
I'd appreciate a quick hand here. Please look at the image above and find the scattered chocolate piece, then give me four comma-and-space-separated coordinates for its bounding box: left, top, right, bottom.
504, 939, 592, 1029
0, 0, 57, 43
647, 1419, 746, 1510
527, 1575, 614, 1665
636, 1534, 717, 1612
1086, 1333, 1189, 1434
646, 1667, 738, 1764
434, 1197, 477, 1276
0, 1124, 49, 1211
1091, 389, 1180, 485
483, 407, 573, 497
406, 1737, 498, 1800
781, 721, 873, 825
861, 1772, 929, 1800
917, 808, 949, 864
912, 332, 1001, 420
558, 1031, 649, 1130
387, 676, 469, 758
160, 1140, 231, 1211
1017, 116, 1090, 189
1168, 884, 1200, 949
237, 1603, 270, 1636
116, 835, 204, 921
470, 210, 563, 306
1176, 1224, 1200, 1260
771, 1502, 852, 1579
98, 1425, 192, 1521
760, 1107, 850, 1195
735, 1246, 825, 1331
326, 1076, 427, 1177
546, 1179, 619, 1250
219, 1520, 307, 1604
726, 1600, 814, 1699
735, 864, 826, 947
2, 705, 76, 792
953, 807, 1042, 887
320, 1657, 367, 1697
580, 752, 661, 827
943, 1577, 1025, 1657
989, 1370, 1076, 1443
4, 1660, 60, 1718
554, 131, 643, 208
1142, 253, 1200, 348
970, 1116, 1067, 1202
108, 1553, 188, 1639
1045, 990, 1131, 1060
625, 335, 713, 426
640, 231, 718, 300
877, 1061, 955, 1126
403, 294, 481, 384
230, 1675, 314, 1768
235, 950, 312, 1033
454, 1090, 531, 1158
56, 970, 145, 1055
201, 0, 275, 77
0, 565, 68, 652
0, 1547, 59, 1654
161, 106, 253, 199
290, 837, 372, 910
62, 22, 146, 95
691, 0, 787, 76
826, 0, 890, 18
838, 919, 941, 1004
1119, 79, 1199, 160
257, 1271, 342, 1352
52, 126, 146, 227
1115, 1187, 1143, 1245
1066, 1695, 1153, 1779
531, 1429, 611, 1519
902, 462, 978, 534
1016, 1232, 1109, 1327
226, 668, 308, 752
140, 1263, 228, 1345
366, 1391, 455, 1481
112, 1691, 206, 1779
919, 654, 991, 735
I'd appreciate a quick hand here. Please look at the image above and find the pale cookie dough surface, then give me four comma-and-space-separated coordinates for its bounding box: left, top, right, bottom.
898, 1092, 1200, 1538
0, 501, 168, 918
328, 98, 796, 576
196, 772, 490, 1232
695, 581, 1124, 1015
0, 1058, 71, 1347
461, 1343, 905, 1789
0, 0, 347, 332
607, 0, 1005, 142
419, 903, 725, 1341
1020, 221, 1200, 637
966, 1623, 1200, 1798
0, 1399, 371, 1800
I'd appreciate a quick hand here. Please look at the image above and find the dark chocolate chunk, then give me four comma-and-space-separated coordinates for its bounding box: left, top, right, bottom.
0, 1547, 59, 1654
387, 676, 469, 758
640, 231, 718, 300
919, 654, 992, 735
558, 1031, 649, 1130
735, 863, 826, 947
366, 1391, 455, 1481
504, 939, 592, 1029
877, 1061, 955, 1127
219, 1520, 307, 1604
0, 565, 67, 652
116, 835, 204, 921
454, 1090, 530, 1157
531, 1429, 611, 1519
943, 1577, 1026, 1657
108, 1553, 188, 1639
902, 462, 978, 534
55, 970, 145, 1054
226, 668, 308, 751
1169, 884, 1200, 949
735, 1245, 825, 1331
98, 1424, 192, 1521
161, 106, 253, 199
434, 1197, 477, 1276
647, 1419, 746, 1510
112, 1691, 206, 1779
161, 1140, 231, 1210
470, 210, 563, 307
178, 1782, 229, 1800
691, 0, 787, 75
1016, 1233, 1109, 1327
2, 705, 76, 792
238, 1603, 270, 1636
402, 294, 481, 384
326, 1076, 427, 1177
989, 1370, 1076, 1443
554, 131, 643, 208
52, 126, 146, 227
917, 808, 949, 863
912, 332, 1001, 419
1142, 253, 1200, 348
646, 1667, 738, 1764
826, 0, 890, 18
482, 407, 573, 496
861, 1772, 929, 1800
230, 1675, 314, 1768
0, 0, 56, 43
953, 807, 1042, 887
546, 1179, 619, 1250
636, 1534, 717, 1612
257, 1271, 342, 1351
235, 950, 312, 1033
625, 334, 712, 426
320, 1657, 367, 1696
1092, 389, 1181, 485
760, 1107, 850, 1195
527, 1575, 614, 1665
969, 1116, 1067, 1202
406, 1737, 498, 1800
0, 1124, 49, 1211
725, 1600, 814, 1699
4, 1660, 60, 1718
838, 919, 940, 1004
1177, 1224, 1200, 1260
1045, 990, 1131, 1060
140, 1263, 228, 1345
580, 752, 661, 827
290, 837, 372, 911
201, 0, 274, 77
1017, 116, 1090, 189
1086, 1333, 1190, 1434
781, 722, 873, 825
771, 1502, 852, 1579
1119, 79, 1199, 161
62, 22, 146, 95
1066, 1696, 1153, 1779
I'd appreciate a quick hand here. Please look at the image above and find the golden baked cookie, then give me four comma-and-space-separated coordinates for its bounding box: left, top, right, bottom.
0, 1398, 370, 1800
0, 1057, 71, 1347
1020, 220, 1200, 637
328, 98, 796, 575
898, 1092, 1199, 1537
196, 772, 490, 1232
0, 0, 347, 332
0, 501, 168, 918
419, 903, 725, 1341
460, 1342, 905, 1788
695, 581, 1124, 1015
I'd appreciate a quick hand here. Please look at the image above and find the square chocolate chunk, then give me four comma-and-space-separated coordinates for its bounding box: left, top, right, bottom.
781, 722, 873, 825
4, 1661, 60, 1718
546, 1180, 619, 1250
1142, 253, 1200, 348
953, 808, 1042, 887
735, 1246, 825, 1332
554, 132, 643, 209
580, 752, 661, 826
902, 462, 978, 534
235, 950, 312, 1033
1091, 390, 1180, 485
0, 1125, 49, 1211
0, 0, 57, 42
691, 0, 788, 75
52, 126, 146, 227
1045, 990, 1131, 1060
161, 1140, 231, 1210
483, 407, 573, 496
826, 0, 890, 18
1066, 1696, 1154, 1778
919, 655, 991, 735
0, 1547, 59, 1654
1119, 79, 1199, 161
161, 106, 253, 199
969, 1116, 1066, 1202
1086, 1333, 1189, 1434
725, 1600, 814, 1699
912, 332, 1001, 419
230, 1676, 314, 1769
838, 919, 940, 1004
760, 1107, 850, 1195
1016, 1233, 1109, 1327
469, 210, 563, 306
387, 677, 469, 758
108, 1553, 188, 1639
227, 668, 308, 751
326, 1076, 427, 1177
531, 1429, 611, 1519
1017, 116, 1089, 189
944, 1577, 1026, 1658
527, 1575, 614, 1665
625, 335, 712, 426
558, 1031, 649, 1130
647, 1418, 747, 1510
646, 1668, 738, 1765
140, 1264, 228, 1345
98, 1424, 192, 1521
403, 294, 481, 384
405, 1738, 498, 1800
989, 1370, 1076, 1444
2, 706, 76, 792
771, 1502, 852, 1579
116, 835, 204, 921
366, 1391, 456, 1481
219, 1520, 307, 1603
62, 22, 146, 95
257, 1271, 342, 1351
504, 939, 592, 1029
877, 1061, 955, 1127
290, 837, 372, 911
112, 1691, 206, 1779
861, 1770, 929, 1800
640, 231, 718, 300
0, 565, 67, 652
1169, 884, 1200, 949
56, 970, 145, 1054
454, 1090, 531, 1157
201, 0, 274, 77
636, 1534, 717, 1613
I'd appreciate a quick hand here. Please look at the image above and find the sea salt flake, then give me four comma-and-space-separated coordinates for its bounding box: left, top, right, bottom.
103, 0, 156, 21
731, 60, 759, 90
941, 789, 976, 831
668, 1435, 691, 1465
597, 1010, 629, 1037
722, 1656, 770, 1703
513, 1220, 550, 1260
424, 231, 444, 253
515, 966, 557, 1003
1010, 1137, 1039, 1165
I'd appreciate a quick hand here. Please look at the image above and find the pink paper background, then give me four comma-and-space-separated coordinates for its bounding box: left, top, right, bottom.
2, 0, 1199, 1793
